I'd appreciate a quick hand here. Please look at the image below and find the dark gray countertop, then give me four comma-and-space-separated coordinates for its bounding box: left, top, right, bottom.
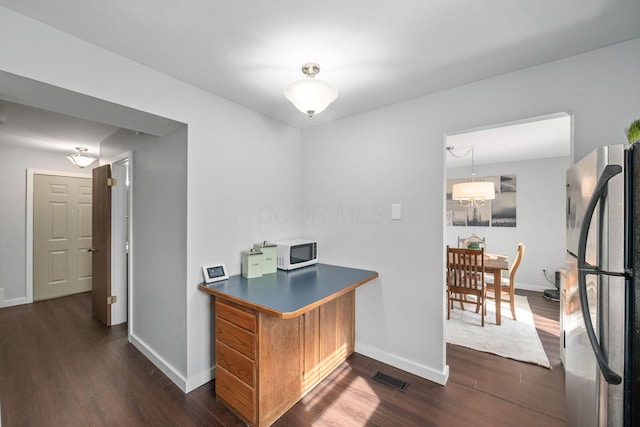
199, 263, 378, 318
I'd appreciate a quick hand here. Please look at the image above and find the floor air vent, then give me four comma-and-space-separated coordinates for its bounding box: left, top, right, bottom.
371, 371, 409, 392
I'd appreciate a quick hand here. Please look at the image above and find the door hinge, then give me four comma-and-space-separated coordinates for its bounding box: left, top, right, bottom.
107, 295, 117, 305
107, 178, 117, 187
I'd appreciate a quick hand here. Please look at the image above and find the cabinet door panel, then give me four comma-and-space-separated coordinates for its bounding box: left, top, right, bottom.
319, 298, 338, 361
302, 308, 320, 385
336, 290, 355, 355
258, 313, 302, 425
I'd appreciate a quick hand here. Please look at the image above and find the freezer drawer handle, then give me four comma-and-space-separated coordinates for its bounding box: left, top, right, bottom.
577, 164, 623, 385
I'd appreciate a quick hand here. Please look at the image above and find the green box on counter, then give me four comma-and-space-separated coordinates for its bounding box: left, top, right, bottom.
254, 241, 277, 274
242, 249, 263, 279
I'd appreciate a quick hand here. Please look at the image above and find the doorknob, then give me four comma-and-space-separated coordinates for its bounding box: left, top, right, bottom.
87, 247, 96, 252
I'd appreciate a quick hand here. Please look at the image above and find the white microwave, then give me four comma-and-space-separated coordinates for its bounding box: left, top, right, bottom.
272, 239, 318, 270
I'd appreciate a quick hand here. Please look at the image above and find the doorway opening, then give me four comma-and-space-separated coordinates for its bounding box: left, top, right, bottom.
111, 154, 132, 327
443, 112, 572, 375
27, 160, 131, 328
444, 112, 572, 292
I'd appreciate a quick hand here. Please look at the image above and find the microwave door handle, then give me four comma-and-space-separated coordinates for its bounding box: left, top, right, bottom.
577, 164, 622, 385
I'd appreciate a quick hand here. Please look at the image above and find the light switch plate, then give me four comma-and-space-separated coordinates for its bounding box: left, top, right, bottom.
391, 204, 401, 220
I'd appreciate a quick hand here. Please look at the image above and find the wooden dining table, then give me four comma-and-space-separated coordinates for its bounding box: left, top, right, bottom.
484, 253, 509, 325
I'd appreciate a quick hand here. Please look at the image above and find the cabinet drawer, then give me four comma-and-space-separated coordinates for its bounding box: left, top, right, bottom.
216, 299, 256, 332
217, 340, 255, 386
216, 366, 256, 424
216, 317, 256, 359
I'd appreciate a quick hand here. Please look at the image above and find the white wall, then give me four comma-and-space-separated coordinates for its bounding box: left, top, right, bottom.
446, 156, 570, 291
0, 6, 301, 392
301, 37, 640, 385
185, 113, 302, 388
129, 126, 188, 378
0, 144, 92, 307
301, 110, 446, 382
99, 128, 161, 163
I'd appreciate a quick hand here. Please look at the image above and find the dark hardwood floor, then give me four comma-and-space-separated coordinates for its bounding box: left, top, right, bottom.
0, 290, 564, 426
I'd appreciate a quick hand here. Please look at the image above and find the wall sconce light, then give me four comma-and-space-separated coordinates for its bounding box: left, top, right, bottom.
284, 62, 338, 117
67, 147, 97, 168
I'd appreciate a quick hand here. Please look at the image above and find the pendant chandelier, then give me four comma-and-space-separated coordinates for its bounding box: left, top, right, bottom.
284, 62, 338, 117
67, 147, 97, 168
447, 146, 495, 207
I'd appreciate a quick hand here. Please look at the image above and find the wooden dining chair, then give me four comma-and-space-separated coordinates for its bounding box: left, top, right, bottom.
485, 243, 525, 321
458, 233, 486, 250
446, 246, 486, 326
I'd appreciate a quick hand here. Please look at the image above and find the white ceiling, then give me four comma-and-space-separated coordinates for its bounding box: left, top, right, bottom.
445, 114, 571, 168
0, 72, 185, 157
0, 1, 638, 158
0, 100, 119, 157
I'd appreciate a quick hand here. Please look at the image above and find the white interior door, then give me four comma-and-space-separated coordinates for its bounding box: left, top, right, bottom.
33, 174, 93, 301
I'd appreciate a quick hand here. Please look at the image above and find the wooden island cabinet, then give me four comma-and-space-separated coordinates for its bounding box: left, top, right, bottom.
199, 264, 378, 427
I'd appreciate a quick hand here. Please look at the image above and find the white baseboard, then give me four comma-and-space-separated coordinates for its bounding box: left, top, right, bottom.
0, 297, 27, 309
185, 366, 216, 393
516, 282, 553, 293
129, 334, 215, 394
355, 341, 449, 386
129, 333, 188, 393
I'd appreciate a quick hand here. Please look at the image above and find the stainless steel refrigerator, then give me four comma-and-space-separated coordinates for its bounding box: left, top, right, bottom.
565, 142, 640, 426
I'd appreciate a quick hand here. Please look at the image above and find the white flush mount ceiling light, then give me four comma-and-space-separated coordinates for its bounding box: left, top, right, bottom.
67, 147, 97, 168
284, 62, 338, 117
447, 146, 495, 207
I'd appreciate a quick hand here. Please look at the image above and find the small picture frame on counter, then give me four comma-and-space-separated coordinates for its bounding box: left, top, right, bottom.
202, 263, 229, 284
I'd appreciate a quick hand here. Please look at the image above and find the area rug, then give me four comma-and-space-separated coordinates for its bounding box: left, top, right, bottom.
446, 295, 550, 368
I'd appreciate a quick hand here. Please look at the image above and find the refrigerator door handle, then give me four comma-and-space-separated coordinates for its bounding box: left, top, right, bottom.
581, 263, 633, 279
577, 164, 623, 385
